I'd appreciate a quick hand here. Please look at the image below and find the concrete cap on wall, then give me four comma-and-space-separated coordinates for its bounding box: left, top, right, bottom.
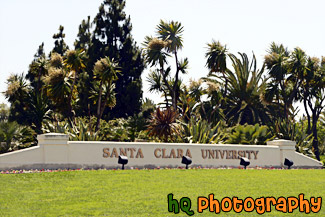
266, 139, 296, 150
37, 133, 69, 145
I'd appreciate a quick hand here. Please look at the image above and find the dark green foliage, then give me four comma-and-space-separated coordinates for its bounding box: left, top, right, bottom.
264, 43, 305, 119
92, 56, 119, 131
271, 118, 297, 141
74, 16, 91, 51
43, 116, 140, 142
0, 121, 36, 153
0, 121, 20, 153
27, 57, 48, 92
180, 118, 225, 144
127, 98, 156, 141
52, 25, 69, 55
205, 40, 228, 74
88, 0, 144, 118
225, 124, 274, 145
34, 42, 45, 59
5, 73, 51, 134
143, 20, 186, 110
224, 53, 271, 125
0, 104, 9, 121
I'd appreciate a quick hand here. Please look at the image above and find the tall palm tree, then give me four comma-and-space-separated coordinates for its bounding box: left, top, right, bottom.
50, 52, 63, 69
63, 49, 86, 117
5, 73, 51, 134
28, 57, 48, 92
205, 40, 228, 97
4, 74, 29, 103
4, 74, 31, 125
142, 36, 169, 68
264, 42, 306, 119
299, 56, 325, 160
225, 53, 270, 125
43, 67, 73, 117
157, 20, 186, 110
93, 56, 119, 131
157, 20, 184, 53
143, 20, 186, 110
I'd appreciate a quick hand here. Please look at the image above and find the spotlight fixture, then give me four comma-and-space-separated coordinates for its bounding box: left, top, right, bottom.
240, 157, 250, 169
284, 158, 294, 169
118, 155, 128, 170
181, 156, 192, 169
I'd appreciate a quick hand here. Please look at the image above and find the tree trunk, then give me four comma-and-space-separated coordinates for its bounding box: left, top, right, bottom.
160, 67, 173, 108
95, 80, 103, 132
303, 97, 311, 134
222, 72, 228, 98
312, 113, 320, 161
172, 52, 180, 111
163, 90, 169, 108
68, 71, 77, 118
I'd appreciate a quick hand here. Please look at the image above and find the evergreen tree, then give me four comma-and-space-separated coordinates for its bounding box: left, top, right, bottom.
74, 16, 92, 117
74, 16, 91, 51
34, 42, 45, 59
52, 25, 69, 55
88, 0, 144, 119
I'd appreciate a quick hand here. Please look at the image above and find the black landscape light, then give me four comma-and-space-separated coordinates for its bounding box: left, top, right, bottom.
240, 157, 250, 169
181, 156, 192, 169
284, 158, 294, 169
118, 155, 128, 170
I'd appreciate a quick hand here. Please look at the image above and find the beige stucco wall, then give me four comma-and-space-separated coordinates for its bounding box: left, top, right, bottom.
0, 133, 322, 170
68, 141, 281, 168
0, 146, 43, 169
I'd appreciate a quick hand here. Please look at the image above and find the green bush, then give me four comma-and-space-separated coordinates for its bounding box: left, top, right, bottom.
179, 118, 225, 144
224, 124, 274, 145
0, 121, 36, 153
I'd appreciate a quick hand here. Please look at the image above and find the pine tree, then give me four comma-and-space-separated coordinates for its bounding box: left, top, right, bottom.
74, 16, 91, 51
52, 25, 69, 55
88, 0, 144, 119
74, 16, 92, 117
34, 42, 45, 59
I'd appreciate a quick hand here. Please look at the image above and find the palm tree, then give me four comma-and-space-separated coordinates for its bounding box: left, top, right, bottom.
205, 40, 228, 97
0, 104, 9, 122
50, 52, 63, 69
264, 42, 306, 119
63, 49, 86, 117
143, 20, 186, 110
147, 70, 170, 107
4, 74, 31, 125
26, 91, 51, 134
4, 74, 29, 103
43, 67, 73, 117
142, 36, 169, 68
93, 56, 119, 131
27, 57, 48, 91
299, 56, 325, 160
0, 121, 20, 153
157, 20, 186, 110
225, 53, 270, 125
4, 73, 51, 134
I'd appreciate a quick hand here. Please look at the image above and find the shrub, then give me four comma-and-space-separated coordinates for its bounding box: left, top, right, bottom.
225, 124, 274, 145
179, 118, 225, 144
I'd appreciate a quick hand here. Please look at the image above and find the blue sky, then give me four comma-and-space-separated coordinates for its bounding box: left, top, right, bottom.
1, 0, 324, 108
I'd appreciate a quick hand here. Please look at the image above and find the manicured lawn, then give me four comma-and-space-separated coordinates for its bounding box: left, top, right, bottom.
0, 169, 324, 216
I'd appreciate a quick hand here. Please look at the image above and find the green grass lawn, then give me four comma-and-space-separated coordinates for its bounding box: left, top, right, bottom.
0, 169, 324, 216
